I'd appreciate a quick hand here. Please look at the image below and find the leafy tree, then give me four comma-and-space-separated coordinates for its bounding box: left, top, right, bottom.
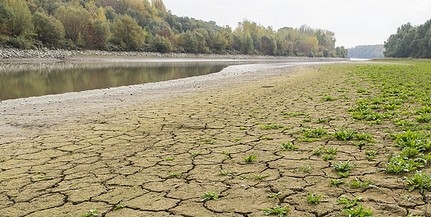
33, 11, 65, 47
111, 14, 146, 51
55, 5, 92, 48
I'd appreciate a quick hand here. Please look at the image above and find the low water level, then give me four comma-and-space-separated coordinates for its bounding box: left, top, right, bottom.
0, 61, 231, 100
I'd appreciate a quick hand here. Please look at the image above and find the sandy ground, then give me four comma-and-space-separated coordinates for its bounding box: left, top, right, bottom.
3, 60, 426, 217
0, 61, 332, 139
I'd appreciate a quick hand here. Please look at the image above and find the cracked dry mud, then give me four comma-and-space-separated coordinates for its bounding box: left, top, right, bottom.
1, 64, 429, 216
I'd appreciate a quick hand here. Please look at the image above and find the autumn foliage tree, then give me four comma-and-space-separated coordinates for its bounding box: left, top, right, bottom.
0, 0, 347, 57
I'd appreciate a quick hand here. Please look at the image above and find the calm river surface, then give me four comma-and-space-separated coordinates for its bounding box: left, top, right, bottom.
0, 61, 235, 100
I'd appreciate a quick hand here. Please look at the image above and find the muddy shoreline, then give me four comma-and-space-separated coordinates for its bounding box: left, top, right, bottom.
0, 61, 342, 140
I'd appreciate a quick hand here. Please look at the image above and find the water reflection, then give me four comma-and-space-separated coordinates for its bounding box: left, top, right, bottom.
0, 62, 230, 100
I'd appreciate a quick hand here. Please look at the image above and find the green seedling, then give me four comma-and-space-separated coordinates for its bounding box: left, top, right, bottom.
330, 179, 344, 187
312, 146, 325, 156
337, 196, 362, 209
303, 127, 328, 139
365, 150, 378, 161
335, 129, 356, 141
201, 138, 215, 144
385, 154, 420, 174
350, 178, 374, 189
306, 193, 322, 205
113, 202, 125, 211
267, 192, 282, 199
332, 161, 355, 177
322, 153, 335, 161
164, 156, 174, 161
244, 154, 257, 163
81, 209, 99, 217
354, 132, 375, 143
201, 191, 219, 201
342, 205, 373, 217
281, 141, 298, 151
263, 205, 290, 216
323, 95, 337, 101
405, 171, 431, 193
260, 123, 285, 130
282, 111, 307, 118
299, 165, 313, 174
253, 174, 269, 181
168, 172, 181, 179
190, 152, 201, 157
219, 170, 234, 176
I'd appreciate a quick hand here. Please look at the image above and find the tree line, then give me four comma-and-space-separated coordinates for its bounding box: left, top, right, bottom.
384, 19, 431, 58
0, 0, 347, 57
348, 44, 384, 59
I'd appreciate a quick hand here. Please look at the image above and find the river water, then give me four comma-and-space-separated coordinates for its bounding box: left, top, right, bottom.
0, 61, 233, 100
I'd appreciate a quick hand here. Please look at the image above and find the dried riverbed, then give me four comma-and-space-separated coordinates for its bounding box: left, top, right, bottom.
1, 60, 427, 216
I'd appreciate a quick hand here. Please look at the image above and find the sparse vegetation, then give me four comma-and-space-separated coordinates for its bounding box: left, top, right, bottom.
201, 192, 219, 201
263, 205, 290, 216
281, 141, 299, 151
244, 154, 258, 163
306, 193, 322, 205
81, 209, 99, 217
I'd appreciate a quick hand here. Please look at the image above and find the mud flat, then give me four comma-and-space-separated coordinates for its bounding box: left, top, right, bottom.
3, 60, 424, 216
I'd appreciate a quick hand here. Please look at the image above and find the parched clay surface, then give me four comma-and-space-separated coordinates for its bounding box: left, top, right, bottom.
1, 61, 426, 216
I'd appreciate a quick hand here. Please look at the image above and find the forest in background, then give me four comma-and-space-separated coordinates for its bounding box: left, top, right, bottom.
384, 19, 431, 58
0, 0, 347, 57
348, 44, 384, 59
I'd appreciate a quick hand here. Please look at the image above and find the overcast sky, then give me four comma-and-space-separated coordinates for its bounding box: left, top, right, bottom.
163, 0, 431, 48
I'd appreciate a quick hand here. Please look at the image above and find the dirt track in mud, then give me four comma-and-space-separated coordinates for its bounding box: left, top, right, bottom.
0, 63, 429, 216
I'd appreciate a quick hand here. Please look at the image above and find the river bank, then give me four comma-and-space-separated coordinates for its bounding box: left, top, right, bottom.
1, 60, 421, 216
0, 48, 348, 62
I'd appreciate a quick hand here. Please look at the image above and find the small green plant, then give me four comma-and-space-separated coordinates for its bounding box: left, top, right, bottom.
244, 154, 257, 163
385, 154, 420, 174
303, 127, 328, 139
168, 172, 181, 179
342, 205, 373, 217
113, 202, 125, 211
332, 161, 355, 177
268, 192, 282, 199
337, 196, 362, 209
299, 165, 313, 174
263, 205, 290, 216
335, 129, 356, 141
261, 123, 285, 130
190, 152, 201, 157
282, 111, 307, 118
312, 146, 325, 156
81, 209, 99, 217
322, 153, 335, 161
201, 191, 219, 201
306, 193, 322, 205
313, 146, 337, 161
330, 179, 344, 187
365, 150, 378, 161
281, 141, 298, 151
405, 171, 431, 193
219, 170, 234, 176
253, 174, 269, 181
323, 95, 337, 101
350, 178, 374, 189
222, 150, 232, 159
164, 156, 174, 161
201, 138, 215, 144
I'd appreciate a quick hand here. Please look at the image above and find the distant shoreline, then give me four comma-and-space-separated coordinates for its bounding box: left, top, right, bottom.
0, 48, 348, 63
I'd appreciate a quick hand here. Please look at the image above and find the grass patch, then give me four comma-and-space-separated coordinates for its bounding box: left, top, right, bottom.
306, 193, 322, 205
281, 141, 298, 151
263, 205, 290, 216
201, 192, 219, 201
